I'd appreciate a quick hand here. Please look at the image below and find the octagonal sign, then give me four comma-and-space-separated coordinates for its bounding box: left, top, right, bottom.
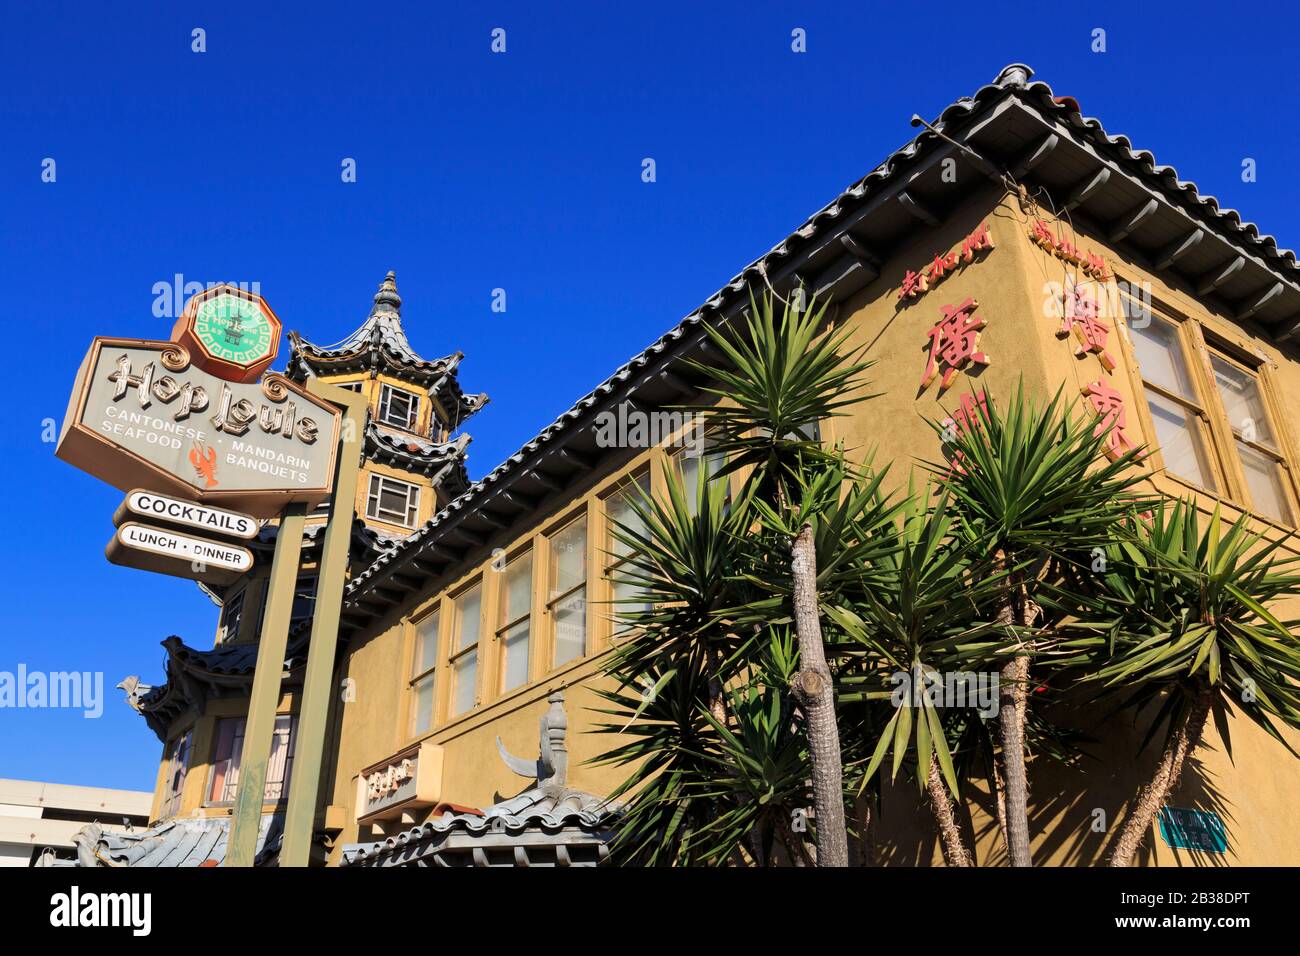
172, 285, 282, 383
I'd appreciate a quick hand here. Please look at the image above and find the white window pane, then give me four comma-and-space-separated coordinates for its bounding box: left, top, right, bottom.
612, 576, 652, 617
607, 487, 647, 559
456, 587, 481, 651
451, 652, 477, 715
551, 520, 586, 597
1145, 388, 1216, 491
504, 554, 532, 620
502, 620, 530, 691
1211, 356, 1276, 449
412, 675, 436, 735
1131, 317, 1197, 400
1237, 441, 1293, 525
415, 612, 439, 674
553, 591, 586, 666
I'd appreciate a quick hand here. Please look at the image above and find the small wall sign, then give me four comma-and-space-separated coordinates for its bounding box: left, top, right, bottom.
1158, 806, 1228, 853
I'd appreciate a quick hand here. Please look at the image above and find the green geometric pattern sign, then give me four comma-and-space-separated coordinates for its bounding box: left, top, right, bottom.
193, 292, 276, 366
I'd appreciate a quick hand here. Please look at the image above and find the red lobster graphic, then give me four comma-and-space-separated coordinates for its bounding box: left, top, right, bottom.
190, 441, 219, 488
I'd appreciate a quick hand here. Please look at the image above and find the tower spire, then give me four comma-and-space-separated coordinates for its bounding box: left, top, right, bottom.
371, 270, 402, 316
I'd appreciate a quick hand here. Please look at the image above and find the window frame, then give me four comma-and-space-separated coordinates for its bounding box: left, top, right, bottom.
158, 727, 193, 820
365, 473, 422, 528
447, 580, 482, 718
602, 470, 652, 643
546, 511, 589, 668
378, 382, 421, 431
407, 607, 441, 737
1201, 341, 1299, 525
205, 714, 296, 806
219, 589, 245, 643
495, 549, 535, 695
1120, 290, 1300, 527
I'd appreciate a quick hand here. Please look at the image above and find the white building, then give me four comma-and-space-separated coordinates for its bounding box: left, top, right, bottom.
0, 778, 151, 867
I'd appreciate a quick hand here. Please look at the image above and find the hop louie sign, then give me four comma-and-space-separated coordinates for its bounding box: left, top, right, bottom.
57, 286, 342, 519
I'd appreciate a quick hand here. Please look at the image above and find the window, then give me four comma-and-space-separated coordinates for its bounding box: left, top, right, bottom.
378, 383, 421, 431
673, 434, 728, 517
605, 473, 653, 635
220, 590, 245, 643
1209, 352, 1295, 525
366, 474, 421, 528
339, 381, 364, 392
409, 610, 440, 735
158, 729, 193, 820
207, 715, 296, 804
449, 584, 481, 717
548, 516, 587, 667
497, 552, 533, 693
1125, 298, 1298, 526
291, 576, 317, 623
1128, 312, 1219, 491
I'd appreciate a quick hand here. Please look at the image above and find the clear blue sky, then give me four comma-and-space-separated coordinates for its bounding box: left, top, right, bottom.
1, 1, 1296, 791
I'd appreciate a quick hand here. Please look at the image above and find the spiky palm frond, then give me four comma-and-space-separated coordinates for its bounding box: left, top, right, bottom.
1066, 500, 1300, 751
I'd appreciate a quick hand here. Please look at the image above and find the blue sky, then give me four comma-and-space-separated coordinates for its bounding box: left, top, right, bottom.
1, 1, 1296, 790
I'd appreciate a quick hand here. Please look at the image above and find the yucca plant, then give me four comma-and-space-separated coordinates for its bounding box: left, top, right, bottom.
931, 381, 1150, 866
596, 288, 875, 865
829, 486, 1016, 866
1064, 501, 1300, 866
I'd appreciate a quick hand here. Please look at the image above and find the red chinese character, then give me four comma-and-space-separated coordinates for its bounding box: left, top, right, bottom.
926, 250, 959, 284
1055, 237, 1081, 265
898, 269, 929, 300
1085, 252, 1109, 282
1061, 285, 1116, 372
1030, 219, 1056, 251
921, 298, 989, 394
961, 222, 994, 261
942, 391, 990, 478
951, 390, 989, 435
1081, 381, 1136, 460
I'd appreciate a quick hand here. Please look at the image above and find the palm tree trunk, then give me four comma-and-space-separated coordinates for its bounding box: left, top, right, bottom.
997, 652, 1032, 866
926, 758, 973, 866
789, 522, 849, 867
1107, 686, 1214, 867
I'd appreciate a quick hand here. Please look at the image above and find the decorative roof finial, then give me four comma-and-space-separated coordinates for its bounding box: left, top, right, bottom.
371, 270, 402, 315
994, 63, 1034, 88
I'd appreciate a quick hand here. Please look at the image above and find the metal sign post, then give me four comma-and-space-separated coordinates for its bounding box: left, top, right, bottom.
280, 381, 367, 867
224, 502, 307, 868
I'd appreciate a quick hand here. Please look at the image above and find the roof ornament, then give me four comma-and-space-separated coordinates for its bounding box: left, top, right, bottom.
117, 675, 152, 712
371, 270, 402, 316
994, 63, 1034, 88
495, 691, 569, 789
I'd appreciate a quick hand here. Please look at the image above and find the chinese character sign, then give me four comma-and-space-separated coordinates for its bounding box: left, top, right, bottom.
1081, 380, 1137, 460
921, 298, 990, 394
1029, 219, 1111, 281
1060, 283, 1116, 372
897, 222, 995, 301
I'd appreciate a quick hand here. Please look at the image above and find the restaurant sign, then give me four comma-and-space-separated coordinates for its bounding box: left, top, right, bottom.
57, 287, 342, 518
108, 521, 254, 587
